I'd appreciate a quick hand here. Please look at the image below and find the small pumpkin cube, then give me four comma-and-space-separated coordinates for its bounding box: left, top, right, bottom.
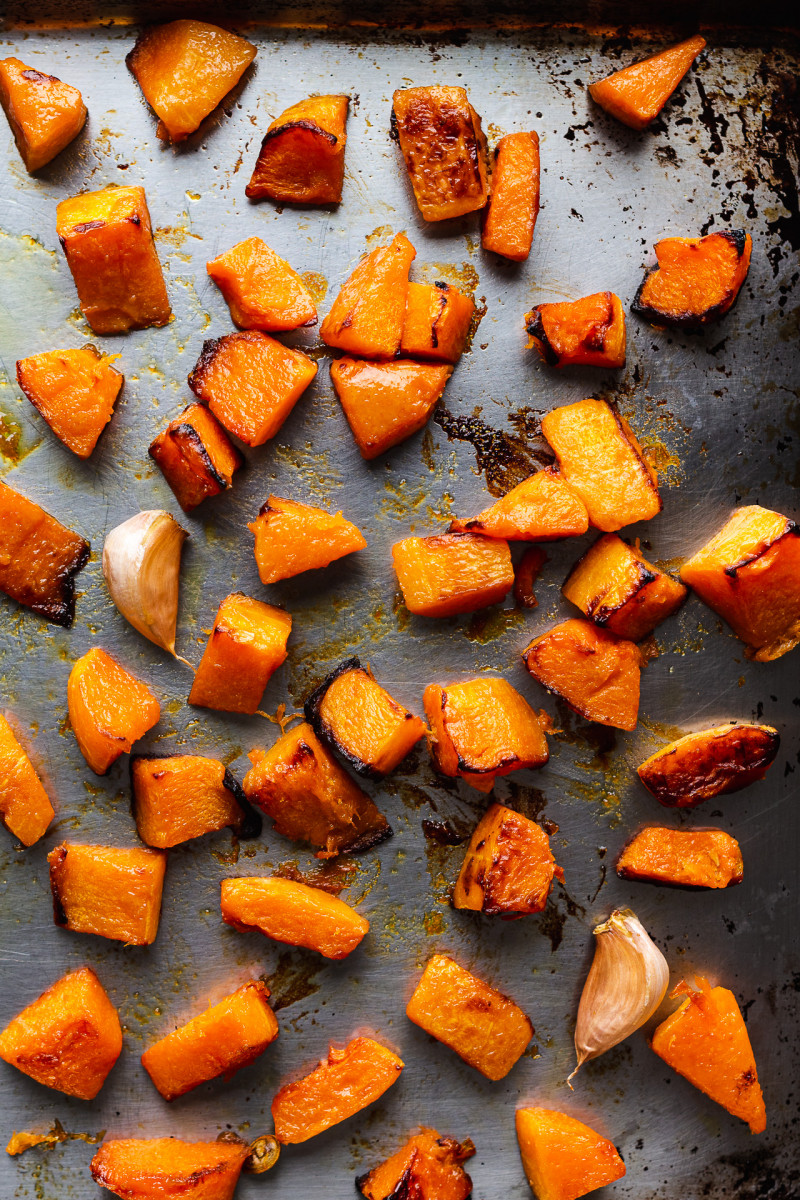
320, 232, 416, 358
246, 94, 349, 204
331, 357, 452, 460
392, 86, 489, 222
189, 592, 291, 714
221, 876, 369, 959
149, 403, 243, 512
515, 1107, 626, 1200
132, 754, 256, 848
68, 647, 160, 775
526, 292, 626, 369
0, 57, 86, 172
400, 282, 475, 363
0, 480, 89, 627
206, 236, 317, 331
633, 230, 752, 329
48, 842, 167, 945
636, 723, 780, 808
616, 826, 743, 889
392, 532, 514, 617
0, 714, 54, 846
482, 131, 541, 261
249, 495, 367, 584
449, 467, 589, 541
453, 803, 563, 916
17, 346, 123, 460
91, 1138, 248, 1200
589, 35, 706, 130
357, 1128, 475, 1200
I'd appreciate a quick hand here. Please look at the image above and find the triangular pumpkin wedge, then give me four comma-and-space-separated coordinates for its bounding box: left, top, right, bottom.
589, 35, 706, 130
206, 236, 316, 331
91, 1137, 248, 1200
249, 495, 367, 584
17, 347, 123, 459
450, 467, 588, 540
246, 94, 349, 204
331, 357, 452, 459
320, 232, 416, 358
515, 1107, 625, 1200
0, 57, 86, 172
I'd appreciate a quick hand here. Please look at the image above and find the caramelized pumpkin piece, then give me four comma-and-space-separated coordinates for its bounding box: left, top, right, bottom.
515, 1107, 626, 1200
392, 532, 514, 617
141, 980, 278, 1101
523, 618, 642, 731
392, 86, 488, 221
132, 754, 255, 848
320, 232, 416, 358
400, 282, 475, 363
331, 357, 452, 460
617, 826, 743, 889
637, 723, 780, 808
633, 230, 752, 329
17, 346, 123, 459
91, 1137, 248, 1200
0, 481, 89, 626
589, 35, 706, 130
563, 533, 687, 640
48, 842, 166, 945
249, 495, 366, 584
149, 403, 243, 512
453, 802, 563, 917
541, 399, 661, 531
189, 592, 291, 714
68, 647, 160, 775
680, 505, 800, 659
0, 714, 54, 846
358, 1128, 475, 1200
651, 977, 766, 1134
526, 293, 626, 369
0, 57, 86, 172
449, 467, 588, 541
406, 954, 532, 1080
246, 94, 349, 204
482, 131, 540, 261
243, 722, 391, 859
207, 236, 316, 331
221, 876, 369, 959
56, 186, 171, 335
126, 19, 256, 143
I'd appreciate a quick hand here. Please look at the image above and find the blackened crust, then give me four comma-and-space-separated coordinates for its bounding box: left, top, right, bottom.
49, 846, 69, 926
259, 119, 339, 150
173, 423, 229, 492
525, 307, 559, 365
223, 767, 263, 840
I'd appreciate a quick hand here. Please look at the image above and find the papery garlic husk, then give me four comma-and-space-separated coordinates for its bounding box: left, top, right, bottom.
102, 510, 188, 655
568, 906, 669, 1086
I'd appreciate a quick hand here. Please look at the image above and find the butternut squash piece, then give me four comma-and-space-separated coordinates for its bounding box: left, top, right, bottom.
449, 467, 589, 541
357, 1128, 475, 1200
305, 656, 426, 777
246, 94, 349, 204
392, 532, 514, 617
563, 533, 687, 640
243, 722, 391, 859
188, 330, 316, 448
515, 546, 548, 609
392, 86, 489, 221
400, 282, 475, 363
633, 230, 752, 329
249, 495, 367, 584
149, 403, 243, 512
0, 714, 54, 846
0, 57, 86, 172
424, 679, 549, 793
522, 618, 642, 731
331, 357, 452, 460
132, 754, 256, 848
221, 876, 369, 959
320, 232, 416, 358
141, 980, 278, 1101
17, 346, 123, 460
482, 131, 541, 261
91, 1137, 248, 1200
651, 977, 766, 1134
680, 505, 800, 659
526, 293, 626, 369
515, 1107, 626, 1200
541, 399, 661, 531
0, 480, 89, 626
589, 35, 706, 130
189, 593, 291, 714
616, 826, 743, 889
56, 186, 171, 335
207, 236, 316, 331
48, 842, 166, 945
453, 802, 563, 917
406, 954, 532, 1080
272, 1036, 403, 1144
126, 20, 256, 143
637, 723, 780, 808
68, 647, 160, 775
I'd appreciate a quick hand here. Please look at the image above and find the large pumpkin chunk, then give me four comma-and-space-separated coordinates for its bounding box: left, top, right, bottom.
633, 230, 752, 329
526, 292, 626, 368
330, 357, 452, 460
320, 232, 416, 358
400, 281, 475, 363
616, 826, 743, 889
589, 35, 706, 130
68, 647, 160, 775
0, 480, 89, 627
637, 723, 780, 808
131, 754, 255, 848
0, 57, 86, 172
246, 94, 349, 204
91, 1137, 249, 1200
515, 1107, 626, 1200
249, 495, 366, 584
392, 532, 514, 617
206, 236, 317, 330
482, 131, 540, 261
17, 346, 123, 459
449, 467, 588, 541
221, 876, 369, 959
358, 1128, 475, 1200
0, 714, 54, 846
48, 842, 166, 945
453, 803, 563, 917
392, 86, 489, 221
189, 592, 291, 714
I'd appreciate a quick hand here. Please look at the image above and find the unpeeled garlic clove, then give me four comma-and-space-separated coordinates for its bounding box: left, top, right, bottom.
568, 906, 668, 1086
102, 510, 188, 655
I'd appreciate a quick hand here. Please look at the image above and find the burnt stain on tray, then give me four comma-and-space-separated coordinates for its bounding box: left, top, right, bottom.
433, 406, 552, 495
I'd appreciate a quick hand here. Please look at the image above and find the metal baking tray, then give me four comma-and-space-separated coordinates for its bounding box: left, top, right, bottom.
0, 5, 798, 1197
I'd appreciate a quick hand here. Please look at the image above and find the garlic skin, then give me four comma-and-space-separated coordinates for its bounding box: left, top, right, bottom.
569, 906, 668, 1086
102, 510, 188, 655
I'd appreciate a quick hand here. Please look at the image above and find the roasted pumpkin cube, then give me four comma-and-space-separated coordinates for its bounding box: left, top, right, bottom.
17, 346, 123, 460
392, 86, 489, 222
515, 1107, 626, 1200
149, 403, 243, 512
91, 1138, 249, 1200
400, 282, 475, 363
56, 185, 171, 335
0, 57, 86, 172
48, 842, 166, 945
453, 803, 563, 917
357, 1128, 475, 1200
0, 480, 89, 627
616, 826, 743, 889
221, 876, 369, 959
526, 292, 626, 369
651, 977, 766, 1134
320, 232, 416, 358
636, 723, 780, 808
141, 980, 278, 1101
243, 722, 391, 859
126, 19, 256, 143
482, 131, 540, 261
246, 94, 349, 204
589, 35, 706, 130
0, 714, 54, 846
206, 236, 316, 331
331, 357, 452, 460
249, 495, 367, 584
449, 467, 589, 541
392, 532, 514, 617
132, 754, 256, 848
541, 398, 661, 531
189, 592, 291, 714
68, 647, 160, 775
633, 230, 752, 329
406, 954, 532, 1081
680, 505, 800, 659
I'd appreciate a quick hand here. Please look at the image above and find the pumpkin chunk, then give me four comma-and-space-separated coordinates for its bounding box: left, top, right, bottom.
132, 754, 256, 848
526, 293, 626, 369
246, 94, 349, 204
48, 843, 166, 945
449, 467, 589, 541
189, 593, 291, 714
0, 714, 54, 846
541, 399, 661, 531
424, 679, 549, 793
0, 967, 122, 1100
91, 1137, 248, 1200
56, 186, 171, 335
141, 980, 278, 1101
406, 954, 532, 1080
331, 357, 452, 460
637, 723, 780, 808
392, 532, 514, 617
400, 282, 475, 363
357, 1128, 475, 1200
633, 230, 752, 329
320, 232, 416, 357
0, 481, 89, 627
188, 330, 316, 448
0, 57, 86, 172
589, 35, 706, 130
149, 403, 243, 512
522, 618, 642, 731
221, 876, 369, 959
515, 1107, 626, 1200
392, 86, 489, 221
243, 722, 391, 859
680, 505, 800, 659
651, 977, 766, 1134
68, 647, 160, 775
126, 19, 256, 143
616, 826, 743, 889
482, 131, 540, 261
249, 495, 367, 584
453, 802, 563, 916
207, 236, 316, 331
563, 533, 687, 640
17, 346, 123, 460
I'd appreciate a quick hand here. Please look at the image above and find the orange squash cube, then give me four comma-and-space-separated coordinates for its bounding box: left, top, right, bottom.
0, 57, 86, 172
616, 826, 743, 889
320, 232, 416, 358
48, 843, 167, 945
392, 532, 514, 617
246, 94, 349, 204
636, 723, 780, 808
482, 131, 541, 261
249, 495, 367, 584
331, 357, 452, 460
526, 292, 626, 369
449, 467, 589, 541
221, 876, 369, 959
206, 236, 317, 331
91, 1138, 249, 1200
189, 592, 291, 714
453, 803, 563, 916
589, 35, 706, 130
68, 647, 160, 775
17, 346, 123, 460
400, 282, 475, 363
392, 86, 489, 222
132, 754, 256, 848
0, 714, 54, 846
149, 403, 243, 512
357, 1128, 475, 1200
515, 1107, 626, 1200
563, 533, 687, 640
0, 480, 89, 627
633, 231, 752, 329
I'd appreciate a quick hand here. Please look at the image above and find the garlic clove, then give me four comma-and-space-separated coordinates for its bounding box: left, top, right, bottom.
102, 510, 188, 656
569, 906, 669, 1086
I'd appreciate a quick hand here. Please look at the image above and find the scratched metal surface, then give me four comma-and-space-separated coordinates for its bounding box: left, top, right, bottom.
0, 9, 798, 1200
